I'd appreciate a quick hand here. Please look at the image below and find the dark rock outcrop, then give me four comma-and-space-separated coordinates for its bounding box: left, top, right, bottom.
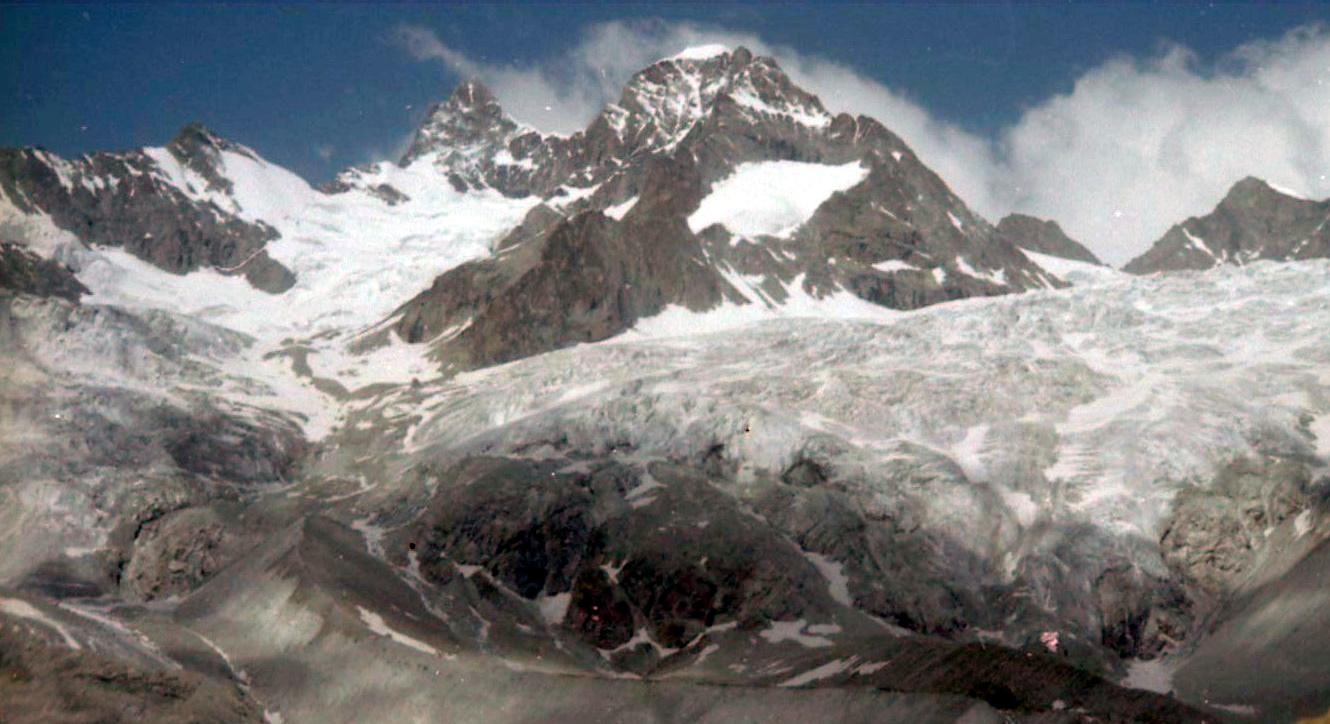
0, 240, 88, 300
386, 456, 855, 651
1124, 177, 1330, 274
996, 214, 1103, 265
391, 157, 726, 368
120, 505, 242, 602
0, 598, 266, 724
1161, 454, 1317, 603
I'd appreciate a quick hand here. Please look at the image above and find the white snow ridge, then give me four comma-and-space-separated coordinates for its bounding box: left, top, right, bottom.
669, 44, 731, 61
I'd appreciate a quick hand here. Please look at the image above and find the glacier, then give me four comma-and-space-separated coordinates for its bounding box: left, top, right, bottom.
387, 259, 1328, 550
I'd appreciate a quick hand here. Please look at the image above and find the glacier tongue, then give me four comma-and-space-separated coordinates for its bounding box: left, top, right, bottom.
392, 260, 1330, 547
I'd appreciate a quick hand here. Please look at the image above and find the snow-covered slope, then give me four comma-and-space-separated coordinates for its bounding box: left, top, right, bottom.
2, 139, 538, 437
1020, 250, 1122, 286
80, 156, 536, 342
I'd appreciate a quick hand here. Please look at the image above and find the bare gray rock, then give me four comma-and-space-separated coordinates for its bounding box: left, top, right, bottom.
1124, 177, 1330, 274
996, 214, 1103, 265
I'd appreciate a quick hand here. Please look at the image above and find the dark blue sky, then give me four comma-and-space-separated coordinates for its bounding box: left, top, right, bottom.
3, 2, 1327, 183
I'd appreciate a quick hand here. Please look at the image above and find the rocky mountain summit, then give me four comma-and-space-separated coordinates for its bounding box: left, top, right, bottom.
1, 44, 1329, 724
1, 46, 1073, 377
391, 46, 844, 198
996, 214, 1103, 266
377, 47, 1060, 370
1125, 177, 1330, 274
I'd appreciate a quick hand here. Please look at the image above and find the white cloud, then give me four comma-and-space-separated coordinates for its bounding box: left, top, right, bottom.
395, 20, 1330, 265
998, 27, 1330, 264
393, 20, 760, 135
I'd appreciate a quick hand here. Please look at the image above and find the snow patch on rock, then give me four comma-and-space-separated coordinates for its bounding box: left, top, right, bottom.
759, 619, 836, 648
802, 551, 852, 606
778, 656, 858, 687
357, 606, 440, 656
688, 161, 867, 239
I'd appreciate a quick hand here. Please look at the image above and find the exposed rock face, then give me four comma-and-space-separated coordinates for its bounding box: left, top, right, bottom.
399, 80, 530, 192
363, 441, 1212, 676
0, 124, 295, 293
120, 505, 236, 602
387, 456, 856, 653
392, 49, 845, 199
0, 240, 88, 300
391, 162, 728, 368
386, 47, 1059, 370
285, 448, 1217, 723
1162, 454, 1317, 602
159, 510, 1210, 724
1124, 177, 1330, 274
319, 167, 411, 205
996, 214, 1103, 265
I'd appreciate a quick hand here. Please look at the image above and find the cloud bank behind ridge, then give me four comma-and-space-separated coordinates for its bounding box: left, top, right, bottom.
395, 20, 1330, 265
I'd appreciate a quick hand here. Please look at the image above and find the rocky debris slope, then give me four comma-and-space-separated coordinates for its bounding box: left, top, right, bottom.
1174, 532, 1330, 722
383, 47, 1059, 371
153, 506, 1213, 724
0, 124, 296, 292
1124, 177, 1330, 274
0, 589, 267, 724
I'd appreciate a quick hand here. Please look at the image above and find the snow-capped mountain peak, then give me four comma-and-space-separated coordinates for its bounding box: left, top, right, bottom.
399, 79, 529, 172
383, 47, 837, 199
163, 122, 257, 194
606, 45, 833, 151
665, 43, 732, 62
